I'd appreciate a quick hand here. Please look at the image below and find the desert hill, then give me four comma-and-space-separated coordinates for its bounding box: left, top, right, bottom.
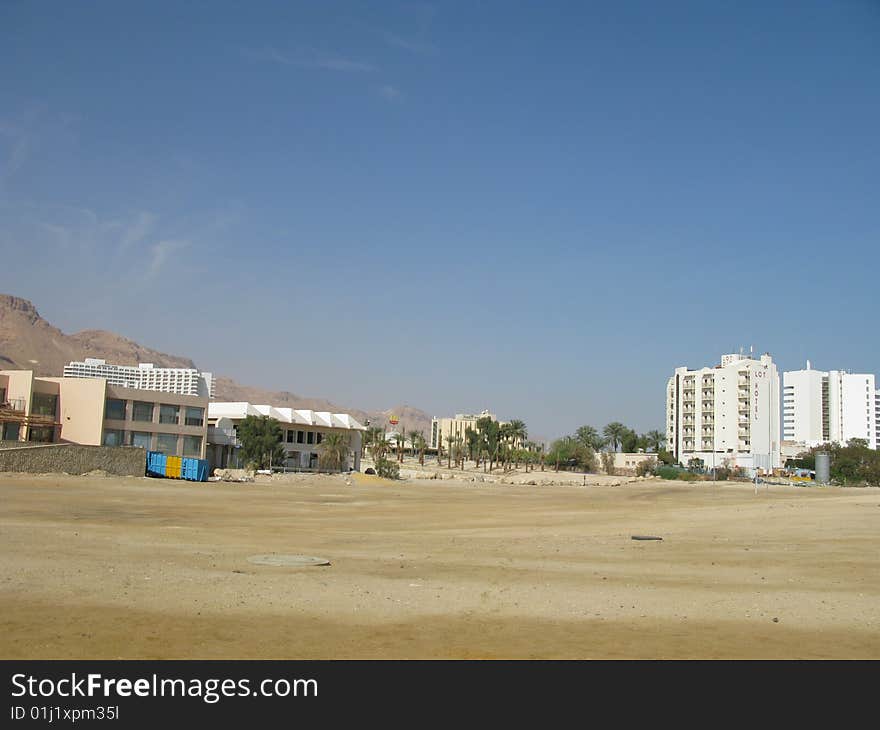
0, 294, 433, 436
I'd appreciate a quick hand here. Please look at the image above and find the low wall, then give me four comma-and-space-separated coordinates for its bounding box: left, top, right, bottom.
0, 444, 146, 477
0, 440, 38, 450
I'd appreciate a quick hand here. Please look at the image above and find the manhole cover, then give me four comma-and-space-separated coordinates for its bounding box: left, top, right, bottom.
247, 554, 331, 567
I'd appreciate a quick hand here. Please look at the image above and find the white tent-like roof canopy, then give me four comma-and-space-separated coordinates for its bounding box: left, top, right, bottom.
208, 402, 365, 431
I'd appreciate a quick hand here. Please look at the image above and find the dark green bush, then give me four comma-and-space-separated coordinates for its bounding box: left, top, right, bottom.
656, 466, 680, 480
375, 457, 400, 480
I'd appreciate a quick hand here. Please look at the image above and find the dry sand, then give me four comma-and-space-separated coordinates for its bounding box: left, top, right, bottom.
1, 471, 878, 659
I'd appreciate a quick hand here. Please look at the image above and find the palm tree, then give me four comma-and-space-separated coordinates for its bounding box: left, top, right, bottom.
644, 429, 666, 453
369, 436, 388, 466
507, 419, 527, 449
465, 427, 480, 465
362, 426, 384, 459
575, 425, 603, 451
499, 423, 513, 470
446, 432, 456, 469
394, 427, 407, 463
410, 431, 426, 465
319, 432, 350, 472
603, 422, 628, 452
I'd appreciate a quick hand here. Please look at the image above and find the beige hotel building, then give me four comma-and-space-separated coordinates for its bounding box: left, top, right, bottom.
0, 369, 208, 458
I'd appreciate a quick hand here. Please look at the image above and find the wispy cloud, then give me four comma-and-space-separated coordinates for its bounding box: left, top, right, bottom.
242, 46, 375, 73
0, 106, 83, 190
147, 239, 189, 278
378, 85, 403, 102
371, 2, 437, 54
118, 211, 156, 252
5, 203, 198, 281
0, 122, 30, 181
379, 30, 433, 54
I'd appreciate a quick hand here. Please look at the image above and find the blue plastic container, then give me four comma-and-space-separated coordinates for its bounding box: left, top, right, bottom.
146, 451, 167, 477
147, 451, 208, 481
181, 457, 209, 482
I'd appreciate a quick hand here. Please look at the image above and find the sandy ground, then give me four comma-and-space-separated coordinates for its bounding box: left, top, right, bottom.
1, 471, 879, 659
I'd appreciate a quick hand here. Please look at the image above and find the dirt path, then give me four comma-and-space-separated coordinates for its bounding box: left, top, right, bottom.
1, 473, 878, 658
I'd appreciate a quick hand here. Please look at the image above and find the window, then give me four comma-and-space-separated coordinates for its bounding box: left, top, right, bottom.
3, 422, 20, 440
130, 431, 152, 449
286, 430, 293, 443
183, 435, 202, 457
29, 426, 55, 442
184, 406, 204, 427
31, 392, 58, 417
132, 401, 154, 422
159, 404, 180, 424
155, 433, 178, 454
102, 429, 125, 446
297, 430, 304, 444
316, 432, 323, 444
307, 431, 315, 445
105, 398, 126, 420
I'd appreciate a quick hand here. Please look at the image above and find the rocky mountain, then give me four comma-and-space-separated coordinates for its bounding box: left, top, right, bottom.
0, 294, 433, 435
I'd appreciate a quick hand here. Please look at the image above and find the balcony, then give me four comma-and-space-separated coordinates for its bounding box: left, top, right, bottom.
208, 426, 240, 447
0, 397, 26, 414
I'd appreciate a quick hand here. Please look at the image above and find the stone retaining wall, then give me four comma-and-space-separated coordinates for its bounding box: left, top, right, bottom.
0, 444, 146, 476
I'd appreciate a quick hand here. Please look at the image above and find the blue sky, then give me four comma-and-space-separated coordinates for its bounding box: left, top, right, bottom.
1, 1, 878, 439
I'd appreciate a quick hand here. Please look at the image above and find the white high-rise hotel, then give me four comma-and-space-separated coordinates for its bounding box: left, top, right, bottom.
63, 359, 215, 398
667, 352, 780, 471
782, 363, 876, 449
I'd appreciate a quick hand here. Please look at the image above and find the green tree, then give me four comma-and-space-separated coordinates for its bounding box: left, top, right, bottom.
410, 430, 426, 465
361, 426, 377, 459
237, 415, 286, 470
656, 448, 675, 465
620, 427, 639, 453
600, 450, 615, 475
575, 425, 604, 451
644, 430, 666, 453
546, 436, 596, 472
319, 432, 351, 472
603, 422, 627, 452
465, 427, 481, 464
507, 419, 527, 449
476, 417, 501, 471
446, 432, 456, 469
369, 435, 389, 465
394, 427, 407, 463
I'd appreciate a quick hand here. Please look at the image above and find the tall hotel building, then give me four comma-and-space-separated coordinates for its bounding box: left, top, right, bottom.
666, 352, 780, 472
63, 359, 215, 398
782, 363, 876, 449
